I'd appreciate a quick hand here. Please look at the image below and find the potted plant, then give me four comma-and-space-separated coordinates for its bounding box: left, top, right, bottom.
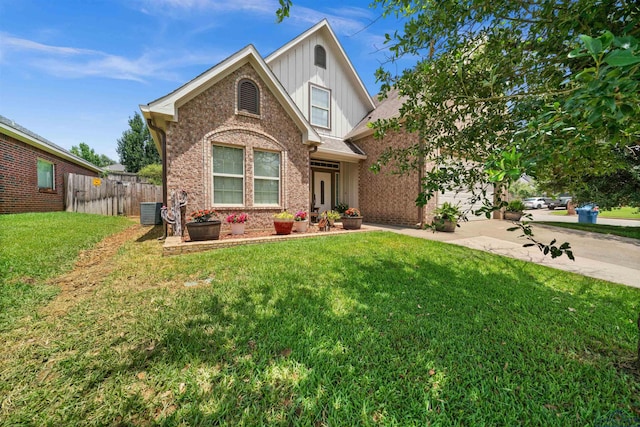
504, 200, 525, 221
186, 208, 221, 241
226, 212, 248, 235
335, 202, 349, 214
293, 210, 309, 233
273, 211, 295, 235
341, 207, 362, 230
322, 210, 342, 227
432, 202, 460, 232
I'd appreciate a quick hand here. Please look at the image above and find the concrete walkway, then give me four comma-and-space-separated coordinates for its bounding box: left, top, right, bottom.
371, 210, 640, 289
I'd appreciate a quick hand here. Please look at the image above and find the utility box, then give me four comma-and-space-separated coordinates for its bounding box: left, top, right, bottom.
140, 202, 163, 225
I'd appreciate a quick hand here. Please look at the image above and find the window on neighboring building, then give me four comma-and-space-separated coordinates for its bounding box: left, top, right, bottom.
237, 79, 260, 115
310, 84, 330, 128
314, 45, 326, 68
254, 150, 280, 205
37, 159, 54, 190
212, 145, 244, 205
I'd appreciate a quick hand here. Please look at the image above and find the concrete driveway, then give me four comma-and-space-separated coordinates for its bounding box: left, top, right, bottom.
372, 211, 640, 289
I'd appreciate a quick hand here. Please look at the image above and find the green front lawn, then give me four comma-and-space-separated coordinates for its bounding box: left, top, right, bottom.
0, 212, 133, 331
1, 214, 639, 426
599, 207, 640, 220
552, 206, 640, 220
536, 221, 640, 240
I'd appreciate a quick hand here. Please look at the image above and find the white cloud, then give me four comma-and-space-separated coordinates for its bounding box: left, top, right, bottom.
0, 33, 226, 82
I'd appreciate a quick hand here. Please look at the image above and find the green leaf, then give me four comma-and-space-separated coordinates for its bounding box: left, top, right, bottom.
579, 34, 602, 57
568, 48, 589, 59
604, 50, 640, 67
597, 31, 614, 50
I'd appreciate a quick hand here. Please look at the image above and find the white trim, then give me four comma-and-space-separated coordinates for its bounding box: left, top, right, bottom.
212, 144, 245, 206
310, 84, 331, 129
253, 149, 281, 206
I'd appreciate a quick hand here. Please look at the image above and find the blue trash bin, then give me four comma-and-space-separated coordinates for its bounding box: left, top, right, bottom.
576, 205, 598, 224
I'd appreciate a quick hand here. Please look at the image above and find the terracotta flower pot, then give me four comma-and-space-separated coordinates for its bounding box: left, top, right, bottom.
273, 218, 294, 235
186, 220, 221, 241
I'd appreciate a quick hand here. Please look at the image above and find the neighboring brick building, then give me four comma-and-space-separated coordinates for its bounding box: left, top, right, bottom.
0, 115, 102, 214
141, 20, 490, 230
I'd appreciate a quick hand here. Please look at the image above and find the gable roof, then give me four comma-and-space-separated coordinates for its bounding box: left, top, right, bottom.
265, 19, 375, 112
0, 114, 103, 173
140, 45, 322, 149
345, 89, 404, 141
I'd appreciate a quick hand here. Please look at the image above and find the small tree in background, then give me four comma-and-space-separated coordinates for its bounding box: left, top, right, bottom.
116, 112, 161, 173
138, 164, 162, 186
70, 142, 115, 167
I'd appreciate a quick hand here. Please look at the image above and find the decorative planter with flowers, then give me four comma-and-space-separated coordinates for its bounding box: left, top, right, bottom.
186, 208, 221, 241
226, 212, 248, 235
293, 210, 309, 233
341, 207, 362, 230
273, 211, 295, 235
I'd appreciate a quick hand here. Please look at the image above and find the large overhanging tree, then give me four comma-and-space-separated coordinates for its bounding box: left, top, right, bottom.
278, 0, 639, 257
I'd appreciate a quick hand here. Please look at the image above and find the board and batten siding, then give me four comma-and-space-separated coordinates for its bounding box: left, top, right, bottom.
267, 31, 372, 140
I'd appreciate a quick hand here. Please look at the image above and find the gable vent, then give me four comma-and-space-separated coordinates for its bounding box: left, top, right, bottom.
238, 79, 259, 115
314, 45, 326, 69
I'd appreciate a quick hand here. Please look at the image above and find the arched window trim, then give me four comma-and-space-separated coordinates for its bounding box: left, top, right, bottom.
237, 78, 260, 115
314, 45, 326, 69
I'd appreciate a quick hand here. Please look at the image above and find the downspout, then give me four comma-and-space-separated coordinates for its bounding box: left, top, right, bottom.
146, 118, 168, 238
417, 134, 425, 228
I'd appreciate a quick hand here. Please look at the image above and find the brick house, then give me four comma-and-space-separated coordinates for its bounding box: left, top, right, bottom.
140, 20, 489, 231
0, 115, 102, 214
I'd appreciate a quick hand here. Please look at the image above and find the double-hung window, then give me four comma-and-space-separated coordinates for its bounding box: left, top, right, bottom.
37, 159, 55, 190
254, 150, 280, 205
212, 145, 244, 205
310, 84, 330, 129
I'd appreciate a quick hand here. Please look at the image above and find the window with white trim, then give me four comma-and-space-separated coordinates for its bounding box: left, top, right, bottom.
212, 145, 244, 205
254, 150, 280, 205
37, 159, 54, 190
310, 84, 330, 128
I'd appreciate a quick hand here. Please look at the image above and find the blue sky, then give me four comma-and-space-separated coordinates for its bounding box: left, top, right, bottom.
0, 0, 410, 161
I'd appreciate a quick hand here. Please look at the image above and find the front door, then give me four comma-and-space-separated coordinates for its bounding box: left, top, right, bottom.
313, 171, 332, 214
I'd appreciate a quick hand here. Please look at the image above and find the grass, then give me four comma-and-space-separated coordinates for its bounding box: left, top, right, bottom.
552, 207, 640, 220
1, 215, 639, 426
536, 222, 640, 240
0, 212, 134, 331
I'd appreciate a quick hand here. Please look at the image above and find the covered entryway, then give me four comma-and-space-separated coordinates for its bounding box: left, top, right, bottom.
313, 171, 333, 214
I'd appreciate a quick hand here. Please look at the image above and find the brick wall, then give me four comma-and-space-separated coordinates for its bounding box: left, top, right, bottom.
356, 130, 436, 227
0, 133, 99, 214
164, 63, 310, 231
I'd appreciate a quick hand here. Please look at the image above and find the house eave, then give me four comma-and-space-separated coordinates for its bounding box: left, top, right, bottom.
0, 121, 102, 173
313, 147, 367, 163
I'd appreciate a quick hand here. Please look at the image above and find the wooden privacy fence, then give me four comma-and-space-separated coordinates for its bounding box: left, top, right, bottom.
65, 173, 162, 216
